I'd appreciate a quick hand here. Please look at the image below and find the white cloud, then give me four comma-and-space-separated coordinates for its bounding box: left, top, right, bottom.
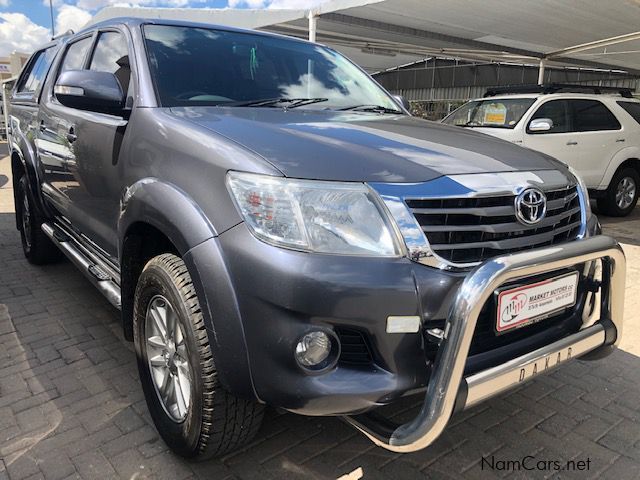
46, 0, 326, 12
267, 0, 328, 7
228, 0, 328, 8
0, 13, 50, 56
0, 0, 10, 7
75, 0, 123, 8
55, 4, 92, 34
0, 5, 91, 57
74, 0, 199, 8
228, 0, 266, 7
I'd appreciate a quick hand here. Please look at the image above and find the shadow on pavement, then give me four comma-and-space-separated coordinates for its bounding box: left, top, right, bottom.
1, 211, 640, 479
595, 204, 640, 247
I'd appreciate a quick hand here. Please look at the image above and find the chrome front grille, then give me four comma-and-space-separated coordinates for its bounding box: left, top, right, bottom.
406, 185, 582, 265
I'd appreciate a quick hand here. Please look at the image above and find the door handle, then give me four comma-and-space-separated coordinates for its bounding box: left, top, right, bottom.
566, 141, 578, 146
66, 126, 77, 143
616, 138, 626, 143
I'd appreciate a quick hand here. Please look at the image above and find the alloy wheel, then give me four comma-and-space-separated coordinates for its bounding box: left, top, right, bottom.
21, 188, 32, 249
145, 295, 192, 422
615, 176, 636, 210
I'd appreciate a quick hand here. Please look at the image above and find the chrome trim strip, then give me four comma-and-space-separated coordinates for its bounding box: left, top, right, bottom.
464, 324, 605, 408
343, 235, 625, 453
575, 179, 590, 240
377, 193, 433, 265
41, 182, 57, 199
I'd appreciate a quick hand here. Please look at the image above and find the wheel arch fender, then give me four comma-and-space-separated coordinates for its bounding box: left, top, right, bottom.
10, 136, 50, 224
183, 237, 258, 401
118, 178, 218, 255
598, 147, 640, 190
10, 149, 27, 229
118, 179, 257, 400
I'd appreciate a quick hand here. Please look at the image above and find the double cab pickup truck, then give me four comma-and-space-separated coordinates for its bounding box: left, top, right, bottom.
7, 18, 625, 458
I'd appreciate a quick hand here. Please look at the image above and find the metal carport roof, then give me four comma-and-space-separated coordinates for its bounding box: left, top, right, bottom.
91, 0, 640, 75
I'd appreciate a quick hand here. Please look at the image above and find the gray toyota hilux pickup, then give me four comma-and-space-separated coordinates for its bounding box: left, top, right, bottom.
8, 17, 625, 458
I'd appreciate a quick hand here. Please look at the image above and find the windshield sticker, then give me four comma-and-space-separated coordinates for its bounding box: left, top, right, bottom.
484, 103, 507, 125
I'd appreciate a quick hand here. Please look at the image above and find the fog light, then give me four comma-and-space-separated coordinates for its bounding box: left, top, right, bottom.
295, 331, 332, 368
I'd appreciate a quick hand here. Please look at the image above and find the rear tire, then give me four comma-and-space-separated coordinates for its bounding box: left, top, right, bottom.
597, 167, 639, 217
133, 253, 264, 459
16, 175, 61, 265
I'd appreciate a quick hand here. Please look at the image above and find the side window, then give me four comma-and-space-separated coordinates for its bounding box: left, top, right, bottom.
616, 101, 640, 125
568, 100, 621, 132
528, 100, 570, 134
15, 47, 56, 95
89, 31, 130, 96
58, 37, 93, 73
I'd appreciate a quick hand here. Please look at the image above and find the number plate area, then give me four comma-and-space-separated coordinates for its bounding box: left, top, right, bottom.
496, 272, 579, 334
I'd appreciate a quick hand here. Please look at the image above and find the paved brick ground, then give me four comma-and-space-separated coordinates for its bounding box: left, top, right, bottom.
1, 150, 640, 478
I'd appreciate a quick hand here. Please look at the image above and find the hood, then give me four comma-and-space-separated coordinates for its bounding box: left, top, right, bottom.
170, 107, 565, 183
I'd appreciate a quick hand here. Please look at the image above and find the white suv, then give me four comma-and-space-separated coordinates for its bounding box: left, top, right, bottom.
443, 86, 640, 216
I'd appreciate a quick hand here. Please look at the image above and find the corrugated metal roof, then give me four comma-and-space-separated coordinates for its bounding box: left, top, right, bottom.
91, 0, 640, 74
322, 0, 640, 71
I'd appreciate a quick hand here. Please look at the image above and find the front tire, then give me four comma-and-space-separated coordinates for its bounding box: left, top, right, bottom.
597, 167, 639, 217
16, 175, 61, 264
133, 253, 264, 459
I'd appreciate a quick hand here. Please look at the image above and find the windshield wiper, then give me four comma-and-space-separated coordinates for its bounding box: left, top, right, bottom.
227, 97, 328, 108
338, 104, 402, 114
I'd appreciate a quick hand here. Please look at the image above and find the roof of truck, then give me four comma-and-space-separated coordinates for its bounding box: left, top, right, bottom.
472, 92, 640, 103
75, 16, 315, 46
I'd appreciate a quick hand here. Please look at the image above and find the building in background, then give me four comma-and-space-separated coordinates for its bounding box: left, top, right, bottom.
373, 58, 640, 120
0, 51, 28, 138
0, 52, 29, 81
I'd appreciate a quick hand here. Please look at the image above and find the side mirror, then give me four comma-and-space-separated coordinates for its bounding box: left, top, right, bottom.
529, 118, 553, 132
54, 70, 124, 114
393, 94, 411, 111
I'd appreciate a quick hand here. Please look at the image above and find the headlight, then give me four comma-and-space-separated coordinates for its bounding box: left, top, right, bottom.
567, 165, 592, 219
226, 171, 402, 256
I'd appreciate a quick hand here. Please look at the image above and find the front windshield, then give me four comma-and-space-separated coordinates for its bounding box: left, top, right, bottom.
443, 98, 535, 128
143, 24, 402, 112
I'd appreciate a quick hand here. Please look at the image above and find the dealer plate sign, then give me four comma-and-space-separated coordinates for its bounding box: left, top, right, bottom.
496, 272, 578, 333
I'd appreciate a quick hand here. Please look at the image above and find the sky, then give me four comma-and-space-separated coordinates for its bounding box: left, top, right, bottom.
0, 0, 328, 57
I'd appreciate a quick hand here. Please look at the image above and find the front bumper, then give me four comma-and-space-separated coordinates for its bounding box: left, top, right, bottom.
216, 222, 431, 415
343, 234, 625, 452
212, 217, 608, 416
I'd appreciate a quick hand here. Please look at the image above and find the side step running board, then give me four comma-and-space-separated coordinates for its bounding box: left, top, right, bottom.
42, 223, 122, 309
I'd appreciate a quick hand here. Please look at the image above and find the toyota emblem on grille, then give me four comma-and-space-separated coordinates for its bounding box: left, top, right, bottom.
515, 188, 547, 225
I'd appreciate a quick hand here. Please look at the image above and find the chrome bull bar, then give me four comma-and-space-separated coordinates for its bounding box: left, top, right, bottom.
344, 235, 625, 453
